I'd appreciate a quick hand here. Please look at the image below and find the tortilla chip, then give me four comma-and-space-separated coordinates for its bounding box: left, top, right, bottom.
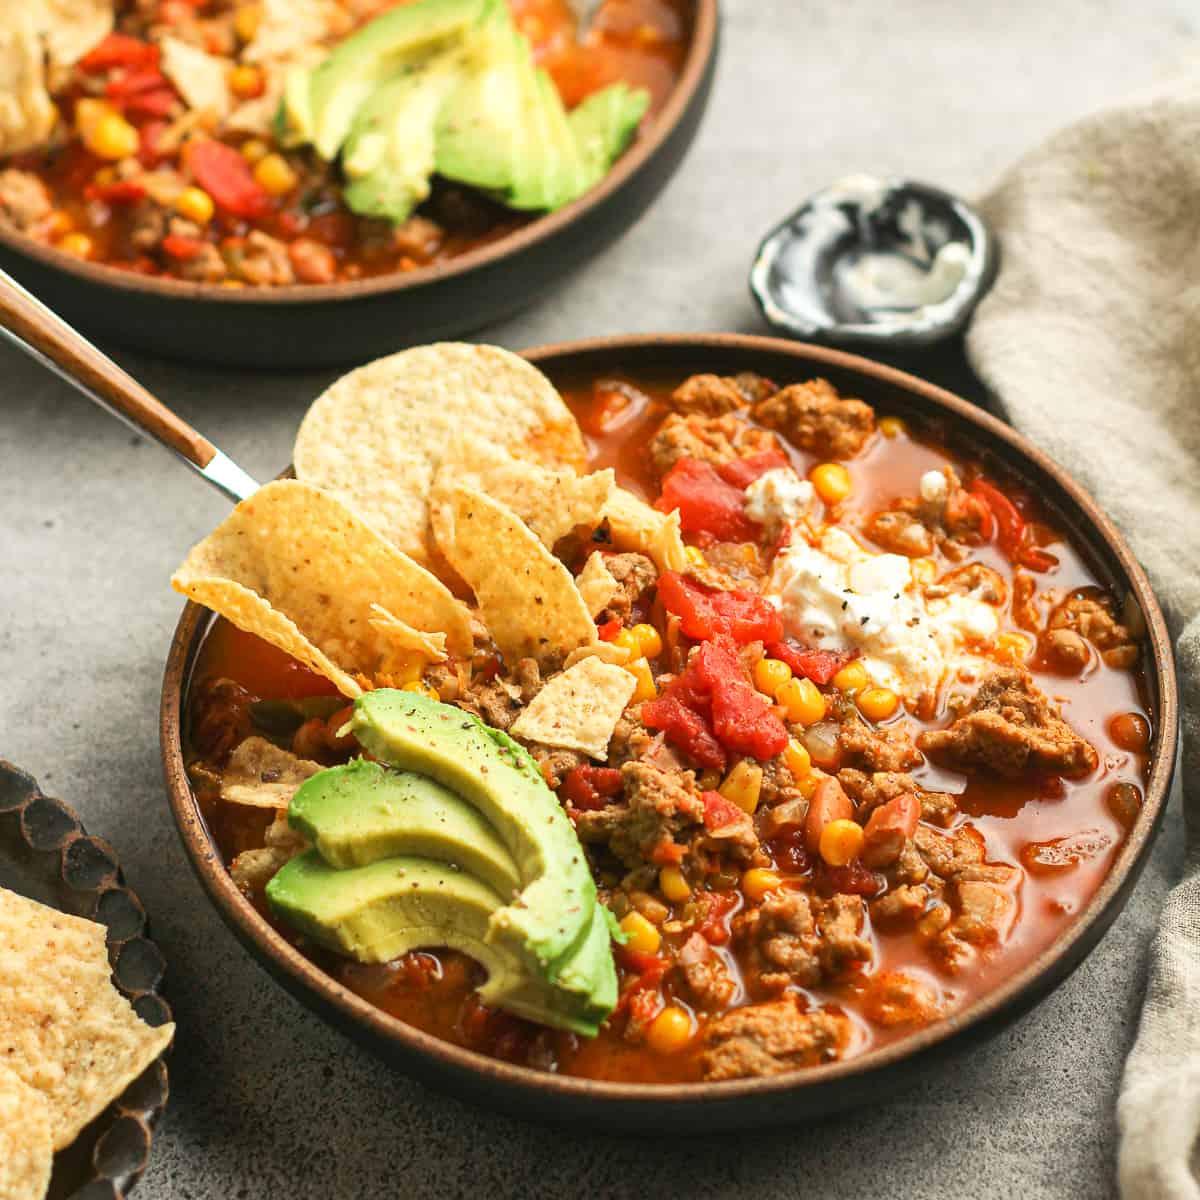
576, 551, 619, 618
511, 657, 636, 758
293, 344, 586, 563
563, 641, 631, 669
172, 480, 472, 698
433, 484, 597, 668
160, 36, 231, 119
0, 11, 57, 157
32, 0, 112, 67
221, 737, 323, 808
367, 604, 447, 662
605, 489, 688, 574
0, 1065, 53, 1200
0, 889, 174, 1152
434, 438, 614, 550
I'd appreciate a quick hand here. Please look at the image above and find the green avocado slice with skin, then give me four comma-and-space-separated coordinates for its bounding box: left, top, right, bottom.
349, 690, 601, 979
306, 0, 485, 160
288, 758, 521, 899
266, 851, 613, 1035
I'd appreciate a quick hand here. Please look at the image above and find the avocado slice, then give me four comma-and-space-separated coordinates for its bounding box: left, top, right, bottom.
306, 0, 485, 160
504, 34, 578, 212
569, 81, 650, 191
341, 48, 465, 223
350, 691, 600, 979
288, 758, 521, 899
266, 851, 612, 1035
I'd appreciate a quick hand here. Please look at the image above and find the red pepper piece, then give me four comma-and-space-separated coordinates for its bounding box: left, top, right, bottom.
123, 89, 178, 118
715, 449, 791, 489
138, 119, 169, 167
970, 479, 1059, 573
105, 68, 170, 100
188, 139, 271, 219
84, 179, 147, 204
655, 456, 761, 542
657, 572, 783, 645
561, 765, 623, 812
765, 640, 856, 685
701, 790, 744, 831
161, 234, 206, 260
79, 34, 159, 72
596, 618, 622, 642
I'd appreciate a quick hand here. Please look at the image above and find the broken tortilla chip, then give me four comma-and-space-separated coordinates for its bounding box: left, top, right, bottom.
576, 551, 619, 618
434, 438, 614, 550
293, 343, 586, 563
0, 1065, 53, 1200
511, 656, 636, 759
172, 480, 472, 698
433, 484, 597, 668
368, 604, 447, 663
221, 737, 323, 808
0, 889, 174, 1152
605, 488, 688, 574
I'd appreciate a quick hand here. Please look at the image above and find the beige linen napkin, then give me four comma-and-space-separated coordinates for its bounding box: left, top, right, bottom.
964, 70, 1200, 1200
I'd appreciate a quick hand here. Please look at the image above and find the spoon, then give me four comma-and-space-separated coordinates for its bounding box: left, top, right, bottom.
0, 267, 260, 503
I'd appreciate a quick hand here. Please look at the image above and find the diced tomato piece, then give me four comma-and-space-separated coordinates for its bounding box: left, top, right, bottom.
696, 890, 738, 945
188, 140, 271, 219
84, 180, 147, 204
561, 765, 623, 812
715, 449, 791, 489
616, 946, 665, 976
105, 68, 170, 100
596, 618, 622, 642
693, 640, 788, 761
161, 234, 206, 260
1020, 545, 1059, 572
815, 860, 883, 897
701, 790, 743, 831
765, 640, 856, 685
648, 838, 686, 865
79, 34, 159, 72
138, 120, 169, 167
655, 456, 761, 542
642, 693, 727, 771
123, 89, 178, 118
657, 572, 783, 645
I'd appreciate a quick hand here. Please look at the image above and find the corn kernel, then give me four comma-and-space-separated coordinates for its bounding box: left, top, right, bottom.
234, 3, 262, 41
911, 557, 938, 587
229, 64, 263, 99
240, 138, 270, 164
784, 738, 812, 781
619, 911, 661, 955
175, 186, 215, 224
719, 760, 763, 814
646, 1005, 693, 1055
58, 232, 93, 259
776, 676, 826, 726
612, 628, 640, 655
92, 166, 116, 187
630, 622, 663, 659
253, 152, 298, 196
832, 660, 869, 695
995, 632, 1032, 664
684, 545, 706, 567
879, 416, 907, 438
401, 680, 439, 701
797, 768, 825, 801
42, 210, 73, 239
754, 657, 792, 696
83, 109, 139, 161
658, 865, 691, 903
625, 656, 657, 704
811, 462, 852, 506
741, 868, 782, 903
858, 686, 900, 722
820, 818, 865, 867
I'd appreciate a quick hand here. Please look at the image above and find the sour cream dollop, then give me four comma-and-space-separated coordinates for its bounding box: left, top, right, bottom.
744, 467, 815, 532
766, 526, 998, 699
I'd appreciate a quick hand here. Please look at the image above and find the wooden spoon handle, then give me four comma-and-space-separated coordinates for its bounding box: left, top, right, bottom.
0, 266, 216, 468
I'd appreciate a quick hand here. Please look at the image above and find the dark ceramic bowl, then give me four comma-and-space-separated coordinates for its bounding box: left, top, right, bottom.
160, 334, 1177, 1133
0, 761, 172, 1198
0, 5, 718, 370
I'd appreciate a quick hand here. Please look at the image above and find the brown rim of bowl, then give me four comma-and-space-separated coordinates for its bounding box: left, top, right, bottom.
160, 332, 1178, 1107
0, 2, 718, 306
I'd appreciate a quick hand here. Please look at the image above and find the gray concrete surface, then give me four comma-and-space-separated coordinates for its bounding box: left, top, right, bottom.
1, 2, 1195, 1197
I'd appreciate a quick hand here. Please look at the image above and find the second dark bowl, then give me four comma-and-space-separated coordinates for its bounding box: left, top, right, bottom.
160, 333, 1177, 1132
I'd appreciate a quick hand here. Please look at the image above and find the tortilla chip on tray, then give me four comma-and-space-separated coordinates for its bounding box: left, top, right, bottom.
0, 1064, 53, 1200
511, 656, 637, 759
434, 483, 598, 668
221, 737, 323, 808
0, 889, 174, 1153
576, 551, 619, 618
293, 344, 587, 563
172, 480, 472, 698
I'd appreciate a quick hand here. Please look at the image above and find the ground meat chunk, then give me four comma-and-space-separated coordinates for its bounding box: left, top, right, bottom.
668, 372, 776, 416
678, 932, 737, 1010
913, 823, 987, 878
129, 198, 169, 251
232, 230, 294, 285
866, 468, 991, 560
1012, 571, 1041, 632
870, 883, 932, 925
918, 667, 1098, 778
573, 761, 703, 868
863, 509, 935, 557
861, 970, 944, 1027
735, 891, 821, 992
927, 563, 1007, 605
751, 378, 875, 460
595, 552, 657, 624
457, 676, 524, 731
701, 995, 850, 1081
837, 769, 957, 827
838, 723, 923, 773
815, 894, 873, 974
0, 169, 51, 233
689, 540, 769, 591
177, 239, 228, 283
648, 412, 781, 478
529, 745, 587, 790
1048, 590, 1139, 668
